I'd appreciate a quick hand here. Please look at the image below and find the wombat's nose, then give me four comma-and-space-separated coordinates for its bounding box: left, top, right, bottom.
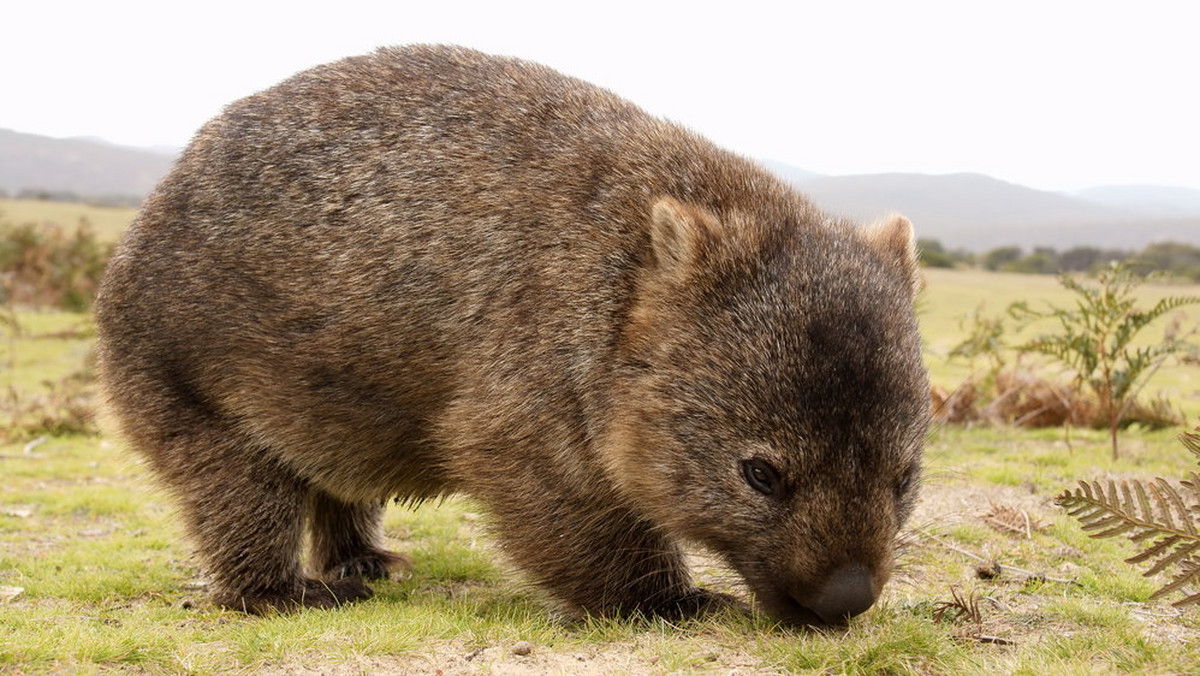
807, 564, 876, 624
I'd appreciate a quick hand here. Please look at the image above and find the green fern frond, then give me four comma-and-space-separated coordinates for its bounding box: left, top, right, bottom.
1057, 473, 1200, 608
1146, 295, 1200, 321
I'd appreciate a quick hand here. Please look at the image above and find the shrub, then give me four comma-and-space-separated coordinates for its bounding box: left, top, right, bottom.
1, 372, 98, 442
1010, 262, 1199, 459
981, 246, 1022, 271
0, 218, 113, 310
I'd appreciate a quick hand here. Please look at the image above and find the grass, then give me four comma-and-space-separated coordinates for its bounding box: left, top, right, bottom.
2, 271, 1199, 673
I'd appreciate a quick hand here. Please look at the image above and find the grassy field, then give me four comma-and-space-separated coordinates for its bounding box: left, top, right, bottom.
2, 269, 1199, 673
0, 198, 137, 243
921, 268, 1200, 422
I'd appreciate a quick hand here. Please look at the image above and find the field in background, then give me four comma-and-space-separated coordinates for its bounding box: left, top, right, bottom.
921, 268, 1200, 421
2, 230, 1200, 671
0, 198, 137, 243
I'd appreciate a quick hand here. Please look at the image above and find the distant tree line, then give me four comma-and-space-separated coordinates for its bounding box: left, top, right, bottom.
918, 238, 1200, 282
0, 187, 143, 208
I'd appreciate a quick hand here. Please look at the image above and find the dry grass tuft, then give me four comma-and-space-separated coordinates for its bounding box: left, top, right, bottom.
932, 369, 1184, 431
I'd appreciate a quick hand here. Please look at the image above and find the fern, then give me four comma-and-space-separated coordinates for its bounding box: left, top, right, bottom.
1056, 424, 1200, 607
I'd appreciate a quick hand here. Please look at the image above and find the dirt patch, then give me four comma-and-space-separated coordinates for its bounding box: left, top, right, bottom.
257, 639, 779, 676
911, 466, 1055, 531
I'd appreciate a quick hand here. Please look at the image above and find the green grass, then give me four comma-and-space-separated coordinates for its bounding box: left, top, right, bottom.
2, 271, 1199, 673
1, 312, 94, 387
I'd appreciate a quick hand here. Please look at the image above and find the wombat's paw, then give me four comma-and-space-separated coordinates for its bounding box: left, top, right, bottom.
324, 549, 412, 581
657, 588, 751, 621
301, 577, 374, 607
220, 577, 375, 615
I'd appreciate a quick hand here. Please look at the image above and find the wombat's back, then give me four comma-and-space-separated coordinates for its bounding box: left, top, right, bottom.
96, 45, 806, 501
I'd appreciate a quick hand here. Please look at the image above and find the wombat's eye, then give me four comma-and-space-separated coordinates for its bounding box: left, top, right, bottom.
741, 458, 780, 496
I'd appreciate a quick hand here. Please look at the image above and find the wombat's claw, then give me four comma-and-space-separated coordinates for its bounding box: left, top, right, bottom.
333, 557, 388, 580
326, 550, 411, 581
224, 577, 375, 614
663, 589, 750, 620
303, 577, 374, 606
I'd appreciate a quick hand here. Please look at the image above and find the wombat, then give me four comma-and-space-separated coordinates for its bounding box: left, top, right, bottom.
95, 44, 930, 625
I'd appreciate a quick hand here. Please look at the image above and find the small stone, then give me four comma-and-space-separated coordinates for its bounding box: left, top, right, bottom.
511, 641, 534, 656
2, 508, 32, 519
0, 586, 25, 602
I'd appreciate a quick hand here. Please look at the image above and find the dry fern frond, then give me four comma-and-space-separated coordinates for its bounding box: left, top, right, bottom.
1057, 470, 1200, 607
1183, 425, 1200, 464
979, 502, 1047, 539
932, 586, 982, 626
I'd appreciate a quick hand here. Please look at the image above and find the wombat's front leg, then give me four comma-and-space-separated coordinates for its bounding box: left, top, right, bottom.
485, 492, 735, 620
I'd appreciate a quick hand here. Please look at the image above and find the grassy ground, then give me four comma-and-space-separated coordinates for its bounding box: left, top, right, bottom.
2, 272, 1199, 674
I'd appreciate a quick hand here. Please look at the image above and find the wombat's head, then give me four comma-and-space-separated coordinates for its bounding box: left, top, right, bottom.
605, 196, 929, 626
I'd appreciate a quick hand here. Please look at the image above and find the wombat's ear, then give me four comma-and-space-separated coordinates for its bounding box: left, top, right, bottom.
866, 214, 923, 295
648, 197, 722, 271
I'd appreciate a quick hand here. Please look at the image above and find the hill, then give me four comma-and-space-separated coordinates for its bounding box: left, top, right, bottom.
0, 128, 174, 203
1072, 184, 1200, 218
765, 164, 1200, 252
758, 160, 824, 185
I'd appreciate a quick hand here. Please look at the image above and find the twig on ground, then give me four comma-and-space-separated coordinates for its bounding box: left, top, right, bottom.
915, 529, 1080, 586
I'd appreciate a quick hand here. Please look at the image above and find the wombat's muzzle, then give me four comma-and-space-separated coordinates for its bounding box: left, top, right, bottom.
766, 563, 877, 626
802, 563, 876, 624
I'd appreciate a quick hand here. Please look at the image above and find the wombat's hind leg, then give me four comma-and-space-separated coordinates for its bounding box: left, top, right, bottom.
168, 444, 370, 614
308, 491, 410, 581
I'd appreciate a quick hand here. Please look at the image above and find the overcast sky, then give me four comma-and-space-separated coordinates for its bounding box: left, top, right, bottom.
4, 0, 1198, 192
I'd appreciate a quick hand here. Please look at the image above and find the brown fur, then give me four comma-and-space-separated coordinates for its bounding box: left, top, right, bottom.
94, 45, 930, 624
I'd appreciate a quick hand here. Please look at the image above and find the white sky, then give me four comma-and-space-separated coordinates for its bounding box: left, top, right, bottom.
4, 0, 1199, 192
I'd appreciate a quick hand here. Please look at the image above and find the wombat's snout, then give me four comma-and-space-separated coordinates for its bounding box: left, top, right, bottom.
803, 564, 876, 624
771, 563, 878, 626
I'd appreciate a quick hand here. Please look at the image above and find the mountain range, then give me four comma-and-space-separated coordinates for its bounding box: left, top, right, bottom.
782, 170, 1200, 251
0, 128, 174, 201
2, 128, 1197, 252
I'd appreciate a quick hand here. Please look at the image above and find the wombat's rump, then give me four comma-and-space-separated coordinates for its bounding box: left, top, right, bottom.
95, 45, 930, 624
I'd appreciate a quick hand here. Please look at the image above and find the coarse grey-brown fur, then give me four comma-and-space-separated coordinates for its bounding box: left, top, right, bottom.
95, 44, 930, 624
